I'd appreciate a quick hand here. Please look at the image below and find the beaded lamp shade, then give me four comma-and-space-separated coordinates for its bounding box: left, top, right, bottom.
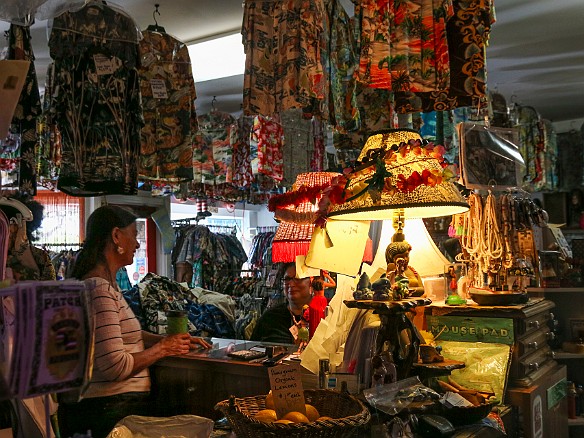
328, 129, 469, 220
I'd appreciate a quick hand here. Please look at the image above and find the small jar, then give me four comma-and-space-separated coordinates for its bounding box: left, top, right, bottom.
166, 310, 188, 335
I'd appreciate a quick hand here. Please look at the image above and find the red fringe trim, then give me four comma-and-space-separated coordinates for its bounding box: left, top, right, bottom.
272, 241, 312, 263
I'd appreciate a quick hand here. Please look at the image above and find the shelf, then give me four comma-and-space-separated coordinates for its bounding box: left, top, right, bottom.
568, 418, 584, 427
527, 288, 584, 294
554, 351, 584, 360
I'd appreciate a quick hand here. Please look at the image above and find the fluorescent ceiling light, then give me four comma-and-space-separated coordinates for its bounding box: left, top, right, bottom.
188, 33, 245, 82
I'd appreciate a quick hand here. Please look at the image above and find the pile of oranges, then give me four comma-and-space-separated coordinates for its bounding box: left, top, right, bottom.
253, 391, 333, 424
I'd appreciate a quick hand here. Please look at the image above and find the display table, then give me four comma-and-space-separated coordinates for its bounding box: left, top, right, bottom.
151, 339, 299, 419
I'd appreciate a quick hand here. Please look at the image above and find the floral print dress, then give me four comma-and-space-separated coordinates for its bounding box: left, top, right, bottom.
48, 3, 142, 196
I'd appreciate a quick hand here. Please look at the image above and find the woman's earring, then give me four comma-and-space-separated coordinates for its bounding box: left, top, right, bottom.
117, 246, 125, 255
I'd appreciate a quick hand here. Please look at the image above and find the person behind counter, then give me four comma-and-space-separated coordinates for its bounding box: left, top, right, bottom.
58, 205, 211, 438
250, 262, 313, 344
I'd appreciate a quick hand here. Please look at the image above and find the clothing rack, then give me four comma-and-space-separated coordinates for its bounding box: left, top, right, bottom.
171, 217, 202, 227
256, 226, 277, 233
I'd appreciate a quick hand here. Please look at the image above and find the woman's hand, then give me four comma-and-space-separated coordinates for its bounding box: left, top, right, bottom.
189, 336, 212, 350
158, 333, 192, 356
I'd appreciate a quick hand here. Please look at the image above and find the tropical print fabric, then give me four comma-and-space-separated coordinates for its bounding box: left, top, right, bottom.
353, 0, 453, 92
48, 3, 142, 196
193, 111, 235, 185
5, 24, 41, 195
323, 0, 361, 132
138, 30, 197, 185
37, 63, 61, 190
251, 116, 284, 182
229, 115, 254, 189
242, 0, 327, 117
394, 0, 495, 113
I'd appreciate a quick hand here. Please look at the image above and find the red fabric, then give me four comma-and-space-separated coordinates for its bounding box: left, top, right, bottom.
272, 241, 312, 263
309, 294, 328, 338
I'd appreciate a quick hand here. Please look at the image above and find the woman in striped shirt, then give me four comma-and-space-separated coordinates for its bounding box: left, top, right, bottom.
58, 205, 211, 438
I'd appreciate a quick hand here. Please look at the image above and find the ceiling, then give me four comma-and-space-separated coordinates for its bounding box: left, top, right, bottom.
1, 0, 584, 125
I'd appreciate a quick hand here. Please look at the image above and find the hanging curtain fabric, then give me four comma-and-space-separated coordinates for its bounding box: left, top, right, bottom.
48, 2, 142, 196
241, 0, 327, 117
4, 24, 41, 195
138, 29, 198, 187
353, 0, 454, 92
393, 0, 496, 114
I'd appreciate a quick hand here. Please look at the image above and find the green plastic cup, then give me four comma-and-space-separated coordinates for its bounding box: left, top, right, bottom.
166, 310, 188, 334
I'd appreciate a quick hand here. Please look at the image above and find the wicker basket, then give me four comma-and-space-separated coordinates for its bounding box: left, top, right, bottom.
215, 389, 371, 438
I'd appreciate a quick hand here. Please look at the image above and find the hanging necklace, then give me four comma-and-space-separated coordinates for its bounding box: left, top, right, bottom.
289, 307, 303, 326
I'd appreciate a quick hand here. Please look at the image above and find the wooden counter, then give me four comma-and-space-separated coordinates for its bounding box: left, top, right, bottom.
150, 340, 298, 420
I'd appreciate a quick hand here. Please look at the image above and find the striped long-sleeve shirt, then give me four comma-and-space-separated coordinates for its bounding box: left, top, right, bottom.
84, 277, 150, 398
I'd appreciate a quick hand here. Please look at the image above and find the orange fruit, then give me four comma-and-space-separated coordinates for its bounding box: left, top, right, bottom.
265, 391, 275, 410
274, 419, 294, 425
282, 411, 310, 424
317, 416, 334, 421
304, 404, 320, 422
254, 409, 277, 423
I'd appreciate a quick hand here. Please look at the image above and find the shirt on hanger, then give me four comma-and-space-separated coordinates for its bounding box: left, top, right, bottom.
48, 2, 142, 196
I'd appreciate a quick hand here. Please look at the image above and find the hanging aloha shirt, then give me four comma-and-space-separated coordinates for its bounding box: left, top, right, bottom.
193, 111, 235, 185
242, 0, 327, 116
229, 115, 254, 189
393, 0, 496, 114
4, 24, 41, 195
49, 3, 142, 196
138, 30, 197, 186
354, 0, 453, 92
250, 116, 284, 183
323, 0, 360, 133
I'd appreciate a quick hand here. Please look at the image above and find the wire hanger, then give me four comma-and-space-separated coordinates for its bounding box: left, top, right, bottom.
146, 4, 166, 33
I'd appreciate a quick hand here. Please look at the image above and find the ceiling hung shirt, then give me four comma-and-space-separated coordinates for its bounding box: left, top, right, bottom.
242, 0, 327, 117
394, 0, 496, 113
138, 30, 198, 187
5, 24, 41, 196
192, 110, 235, 188
49, 3, 142, 196
354, 0, 453, 92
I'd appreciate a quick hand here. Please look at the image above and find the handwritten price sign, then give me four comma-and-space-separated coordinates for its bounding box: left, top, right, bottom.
267, 363, 306, 418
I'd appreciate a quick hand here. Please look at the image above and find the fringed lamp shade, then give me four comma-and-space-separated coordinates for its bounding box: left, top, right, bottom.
272, 222, 314, 263
271, 172, 341, 263
328, 129, 469, 220
270, 172, 374, 263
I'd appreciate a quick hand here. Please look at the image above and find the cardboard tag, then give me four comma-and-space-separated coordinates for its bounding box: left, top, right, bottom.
289, 324, 299, 340
267, 363, 306, 419
93, 54, 115, 75
150, 78, 168, 99
305, 220, 370, 276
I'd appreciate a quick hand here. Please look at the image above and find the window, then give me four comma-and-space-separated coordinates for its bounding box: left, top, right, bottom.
35, 191, 84, 247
